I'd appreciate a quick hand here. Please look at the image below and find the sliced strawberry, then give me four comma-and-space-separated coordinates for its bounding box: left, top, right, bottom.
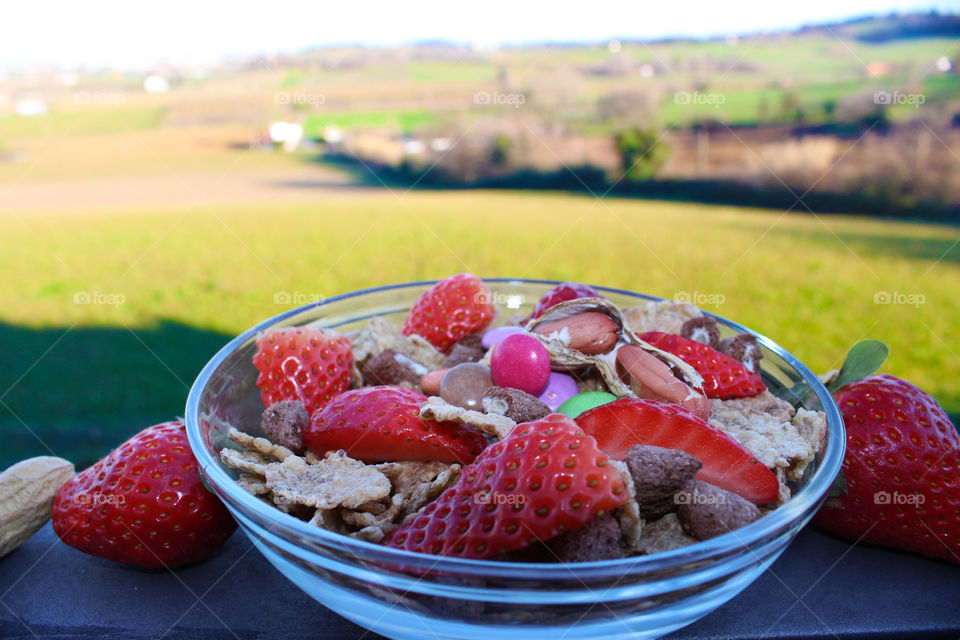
304, 385, 486, 464
575, 398, 779, 503
52, 420, 236, 569
640, 331, 766, 399
402, 274, 497, 352
385, 414, 628, 558
530, 282, 604, 320
253, 327, 353, 415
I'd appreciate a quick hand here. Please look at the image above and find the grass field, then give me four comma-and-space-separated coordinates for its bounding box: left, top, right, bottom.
2, 190, 958, 469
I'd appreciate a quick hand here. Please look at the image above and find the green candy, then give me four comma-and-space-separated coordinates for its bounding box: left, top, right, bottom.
557, 391, 618, 419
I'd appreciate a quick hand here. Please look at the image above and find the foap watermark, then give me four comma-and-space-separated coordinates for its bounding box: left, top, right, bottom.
473, 491, 527, 506
74, 91, 126, 108
874, 291, 925, 308
74, 291, 125, 308
675, 490, 726, 506
274, 291, 326, 306
275, 91, 326, 107
874, 90, 925, 108
474, 91, 526, 108
874, 490, 925, 506
674, 290, 725, 308
73, 492, 126, 506
474, 290, 525, 310
674, 91, 726, 107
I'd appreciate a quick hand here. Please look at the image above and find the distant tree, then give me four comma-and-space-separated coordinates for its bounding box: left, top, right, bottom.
490, 133, 512, 168
614, 128, 671, 181
822, 99, 837, 120
779, 90, 805, 123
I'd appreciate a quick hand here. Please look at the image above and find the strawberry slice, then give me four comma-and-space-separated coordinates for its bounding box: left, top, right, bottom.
639, 331, 766, 399
402, 273, 497, 352
385, 414, 628, 558
304, 385, 487, 464
575, 398, 779, 503
253, 327, 354, 415
529, 281, 604, 320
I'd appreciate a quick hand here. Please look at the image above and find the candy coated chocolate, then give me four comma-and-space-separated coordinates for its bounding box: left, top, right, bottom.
489, 333, 551, 396
480, 325, 526, 350
557, 391, 617, 419
439, 363, 493, 410
537, 372, 580, 411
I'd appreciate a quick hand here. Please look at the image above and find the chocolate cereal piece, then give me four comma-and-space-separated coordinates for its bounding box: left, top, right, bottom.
675, 480, 762, 540
546, 512, 624, 563
680, 317, 721, 349
261, 400, 309, 452
481, 386, 551, 423
360, 348, 425, 388
626, 445, 702, 520
719, 334, 763, 373
443, 333, 486, 368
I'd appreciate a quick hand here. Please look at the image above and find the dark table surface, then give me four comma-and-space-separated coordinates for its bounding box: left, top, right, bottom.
2, 523, 958, 640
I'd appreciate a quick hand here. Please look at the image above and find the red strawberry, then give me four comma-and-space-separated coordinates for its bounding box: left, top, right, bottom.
576, 398, 779, 503
402, 274, 497, 352
51, 420, 236, 569
305, 385, 487, 464
814, 374, 960, 564
253, 327, 353, 415
385, 414, 627, 558
640, 331, 766, 399
530, 282, 604, 319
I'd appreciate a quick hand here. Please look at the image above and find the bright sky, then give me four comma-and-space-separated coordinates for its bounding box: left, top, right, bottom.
2, 0, 956, 70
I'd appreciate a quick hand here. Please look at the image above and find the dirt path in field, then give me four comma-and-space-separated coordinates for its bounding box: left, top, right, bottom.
0, 165, 373, 213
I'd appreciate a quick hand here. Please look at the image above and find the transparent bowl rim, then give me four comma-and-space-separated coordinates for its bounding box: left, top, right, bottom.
185, 278, 844, 579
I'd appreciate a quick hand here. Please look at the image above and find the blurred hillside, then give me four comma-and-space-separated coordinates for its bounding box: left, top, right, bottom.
1, 12, 958, 218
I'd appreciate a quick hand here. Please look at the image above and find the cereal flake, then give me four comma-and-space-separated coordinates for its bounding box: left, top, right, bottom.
264, 451, 391, 509
420, 396, 515, 440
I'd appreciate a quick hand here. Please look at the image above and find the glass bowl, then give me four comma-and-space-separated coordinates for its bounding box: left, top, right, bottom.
185, 279, 844, 640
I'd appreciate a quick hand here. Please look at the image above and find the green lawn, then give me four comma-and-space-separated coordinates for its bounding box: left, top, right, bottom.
302, 109, 439, 138
1, 191, 958, 469
0, 107, 166, 139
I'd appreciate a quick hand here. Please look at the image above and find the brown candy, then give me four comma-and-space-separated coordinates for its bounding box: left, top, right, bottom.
625, 445, 702, 520
719, 334, 763, 373
675, 480, 762, 540
680, 317, 721, 349
481, 386, 551, 424
546, 512, 624, 563
260, 400, 309, 451
360, 348, 424, 387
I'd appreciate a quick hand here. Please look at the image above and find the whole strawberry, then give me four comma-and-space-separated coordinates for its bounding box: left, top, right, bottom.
530, 282, 604, 320
402, 274, 497, 352
385, 414, 628, 559
814, 374, 960, 564
253, 327, 353, 415
305, 385, 487, 464
52, 420, 236, 569
640, 331, 766, 399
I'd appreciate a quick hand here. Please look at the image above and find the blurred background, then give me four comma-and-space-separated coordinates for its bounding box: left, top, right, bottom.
1, 1, 958, 469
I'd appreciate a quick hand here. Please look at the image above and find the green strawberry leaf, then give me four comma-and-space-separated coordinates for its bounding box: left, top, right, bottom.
827, 340, 889, 393
789, 340, 888, 407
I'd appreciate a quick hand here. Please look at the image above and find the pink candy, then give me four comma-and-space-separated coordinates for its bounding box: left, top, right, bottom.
489, 333, 551, 396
